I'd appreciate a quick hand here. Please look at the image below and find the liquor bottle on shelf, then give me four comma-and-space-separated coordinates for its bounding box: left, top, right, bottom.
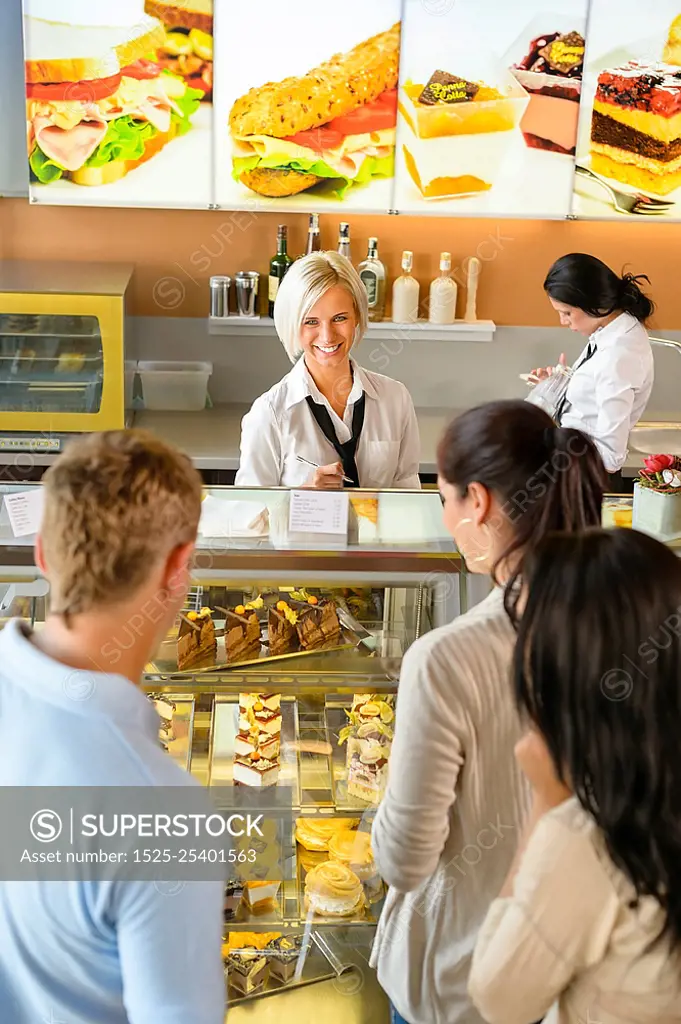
305, 214, 321, 255
428, 252, 457, 325
358, 237, 386, 323
268, 225, 293, 317
392, 250, 420, 324
337, 222, 351, 261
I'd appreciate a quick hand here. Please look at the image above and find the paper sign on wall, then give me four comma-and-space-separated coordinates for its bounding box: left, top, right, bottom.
288, 491, 349, 535
4, 489, 45, 538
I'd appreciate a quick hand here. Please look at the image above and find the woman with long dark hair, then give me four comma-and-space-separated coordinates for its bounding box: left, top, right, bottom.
528, 252, 654, 482
470, 529, 681, 1023
370, 400, 607, 1024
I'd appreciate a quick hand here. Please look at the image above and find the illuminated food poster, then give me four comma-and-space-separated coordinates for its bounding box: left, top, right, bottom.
23, 0, 213, 208
213, 0, 402, 212
393, 0, 587, 218
572, 0, 681, 220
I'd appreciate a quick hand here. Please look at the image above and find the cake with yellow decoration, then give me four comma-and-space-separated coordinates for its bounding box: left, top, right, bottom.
292, 596, 342, 651
219, 597, 263, 662
177, 607, 216, 670
268, 600, 300, 657
339, 695, 395, 804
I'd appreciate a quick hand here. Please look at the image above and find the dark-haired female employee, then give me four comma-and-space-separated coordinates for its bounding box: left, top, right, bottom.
529, 252, 654, 486
470, 529, 681, 1023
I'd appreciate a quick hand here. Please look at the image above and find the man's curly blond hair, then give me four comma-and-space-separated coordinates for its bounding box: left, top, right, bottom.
41, 429, 202, 618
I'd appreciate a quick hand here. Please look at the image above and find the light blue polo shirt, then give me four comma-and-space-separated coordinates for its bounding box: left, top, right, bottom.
0, 619, 225, 1024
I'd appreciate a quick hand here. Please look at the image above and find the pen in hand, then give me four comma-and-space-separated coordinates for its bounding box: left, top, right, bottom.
296, 455, 354, 485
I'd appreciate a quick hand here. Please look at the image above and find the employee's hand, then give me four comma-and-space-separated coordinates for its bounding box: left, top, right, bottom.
528, 352, 567, 382
307, 462, 344, 489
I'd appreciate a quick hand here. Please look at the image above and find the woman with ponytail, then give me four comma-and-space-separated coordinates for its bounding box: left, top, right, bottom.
531, 252, 654, 484
470, 529, 681, 1023
371, 400, 607, 1024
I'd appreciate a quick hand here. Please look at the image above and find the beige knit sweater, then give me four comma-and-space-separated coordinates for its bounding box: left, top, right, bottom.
371, 587, 531, 1024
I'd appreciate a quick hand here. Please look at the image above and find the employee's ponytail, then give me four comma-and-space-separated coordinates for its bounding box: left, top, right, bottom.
437, 401, 608, 622
619, 272, 655, 322
544, 252, 655, 323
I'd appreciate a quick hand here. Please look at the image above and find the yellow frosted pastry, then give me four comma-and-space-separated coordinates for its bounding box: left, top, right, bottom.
304, 861, 364, 917
295, 817, 359, 852
328, 829, 377, 882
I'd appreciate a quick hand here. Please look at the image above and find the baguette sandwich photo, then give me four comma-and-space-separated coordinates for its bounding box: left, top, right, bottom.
229, 22, 401, 199
25, 11, 203, 187
144, 0, 213, 100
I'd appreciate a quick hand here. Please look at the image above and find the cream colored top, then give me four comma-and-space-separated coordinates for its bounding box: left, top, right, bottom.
469, 797, 681, 1024
370, 587, 531, 1024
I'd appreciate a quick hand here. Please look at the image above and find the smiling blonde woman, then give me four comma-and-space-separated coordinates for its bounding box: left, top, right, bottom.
235, 251, 421, 490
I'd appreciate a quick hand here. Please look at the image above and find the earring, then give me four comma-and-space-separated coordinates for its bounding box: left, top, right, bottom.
471, 523, 493, 564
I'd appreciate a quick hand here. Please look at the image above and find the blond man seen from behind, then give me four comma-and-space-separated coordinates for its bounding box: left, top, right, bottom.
0, 430, 224, 1024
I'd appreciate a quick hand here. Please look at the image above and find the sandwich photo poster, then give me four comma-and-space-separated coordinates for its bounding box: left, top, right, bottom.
22, 0, 214, 208
213, 0, 402, 212
393, 0, 587, 218
571, 0, 681, 220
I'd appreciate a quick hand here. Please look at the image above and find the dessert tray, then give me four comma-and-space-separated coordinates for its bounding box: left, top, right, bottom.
146, 617, 364, 675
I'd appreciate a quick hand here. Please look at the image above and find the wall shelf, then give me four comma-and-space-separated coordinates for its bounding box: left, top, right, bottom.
207, 316, 496, 343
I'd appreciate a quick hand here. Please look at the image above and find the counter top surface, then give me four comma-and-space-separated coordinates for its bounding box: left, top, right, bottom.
133, 404, 655, 477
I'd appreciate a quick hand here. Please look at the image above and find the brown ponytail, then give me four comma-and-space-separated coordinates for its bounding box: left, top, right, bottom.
436, 401, 608, 622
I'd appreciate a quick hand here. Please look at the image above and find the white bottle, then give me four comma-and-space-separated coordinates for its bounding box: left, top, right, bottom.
429, 252, 458, 324
392, 251, 420, 324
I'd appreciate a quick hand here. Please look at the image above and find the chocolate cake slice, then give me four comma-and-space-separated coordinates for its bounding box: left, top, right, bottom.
268, 602, 300, 656
294, 598, 342, 651
218, 605, 262, 662
177, 608, 216, 671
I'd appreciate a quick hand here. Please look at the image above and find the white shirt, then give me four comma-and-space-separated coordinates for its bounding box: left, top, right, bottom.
371, 588, 531, 1024
560, 313, 653, 473
469, 797, 681, 1024
235, 356, 421, 488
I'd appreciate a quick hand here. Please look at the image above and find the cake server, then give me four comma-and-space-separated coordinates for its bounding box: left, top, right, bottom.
335, 605, 378, 651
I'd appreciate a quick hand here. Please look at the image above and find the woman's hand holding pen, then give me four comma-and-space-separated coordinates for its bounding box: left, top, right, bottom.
307, 461, 345, 489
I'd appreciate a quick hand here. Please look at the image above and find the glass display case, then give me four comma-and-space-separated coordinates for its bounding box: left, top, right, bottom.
0, 485, 463, 1022
0, 261, 133, 448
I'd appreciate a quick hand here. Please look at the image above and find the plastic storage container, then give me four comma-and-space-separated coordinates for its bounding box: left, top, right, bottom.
124, 360, 137, 410
138, 361, 212, 412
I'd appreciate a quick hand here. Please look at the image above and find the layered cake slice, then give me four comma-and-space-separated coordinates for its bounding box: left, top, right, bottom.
225, 948, 269, 995
235, 703, 281, 761
590, 62, 681, 195
177, 607, 216, 671
218, 603, 262, 662
268, 601, 300, 656
233, 752, 280, 787
294, 597, 342, 651
266, 935, 303, 983
148, 695, 175, 750
511, 30, 584, 154
339, 696, 394, 804
238, 695, 282, 736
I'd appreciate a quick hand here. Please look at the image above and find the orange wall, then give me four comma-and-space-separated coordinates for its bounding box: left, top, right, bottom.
1, 198, 680, 327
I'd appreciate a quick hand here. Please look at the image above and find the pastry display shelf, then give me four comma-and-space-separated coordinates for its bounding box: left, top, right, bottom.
207, 315, 496, 343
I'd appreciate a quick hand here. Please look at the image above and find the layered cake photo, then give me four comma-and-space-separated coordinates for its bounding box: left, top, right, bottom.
590, 61, 681, 195
398, 67, 529, 199
510, 29, 584, 155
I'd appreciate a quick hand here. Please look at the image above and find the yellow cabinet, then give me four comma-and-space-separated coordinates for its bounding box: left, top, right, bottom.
0, 261, 133, 441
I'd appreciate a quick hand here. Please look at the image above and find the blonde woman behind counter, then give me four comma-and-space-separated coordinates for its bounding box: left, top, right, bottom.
235, 252, 421, 490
